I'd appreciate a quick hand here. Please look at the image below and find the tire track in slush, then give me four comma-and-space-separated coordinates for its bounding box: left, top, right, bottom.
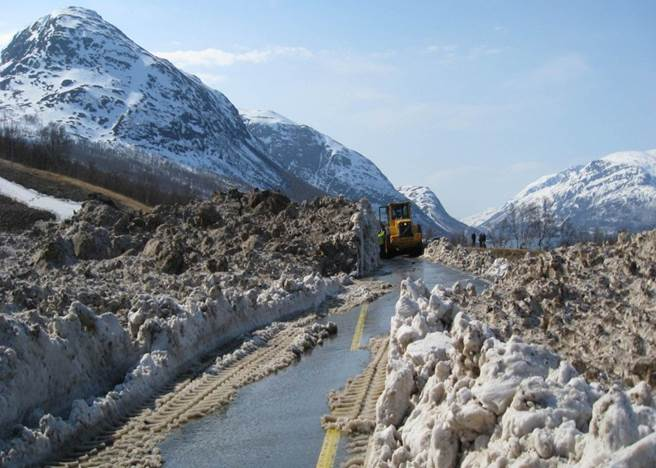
318, 337, 389, 468
46, 316, 323, 468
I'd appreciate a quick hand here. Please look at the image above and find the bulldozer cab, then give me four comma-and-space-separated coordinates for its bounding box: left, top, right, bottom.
379, 202, 411, 225
378, 202, 423, 258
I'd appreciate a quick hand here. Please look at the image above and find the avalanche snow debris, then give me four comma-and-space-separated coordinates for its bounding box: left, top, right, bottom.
424, 234, 656, 387
365, 278, 656, 467
0, 190, 378, 466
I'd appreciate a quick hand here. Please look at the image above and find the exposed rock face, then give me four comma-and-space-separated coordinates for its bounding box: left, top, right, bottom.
0, 191, 378, 466
424, 234, 656, 387
366, 279, 656, 467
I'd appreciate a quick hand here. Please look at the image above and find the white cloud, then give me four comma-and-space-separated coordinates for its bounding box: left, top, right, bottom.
425, 44, 459, 63
193, 72, 227, 87
350, 101, 512, 132
424, 44, 503, 64
0, 31, 16, 48
320, 52, 396, 76
156, 46, 313, 67
527, 53, 589, 85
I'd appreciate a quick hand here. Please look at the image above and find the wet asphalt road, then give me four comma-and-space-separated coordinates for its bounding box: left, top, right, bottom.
160, 258, 486, 467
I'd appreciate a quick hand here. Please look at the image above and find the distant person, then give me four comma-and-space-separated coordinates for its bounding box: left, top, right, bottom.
471, 232, 476, 247
479, 233, 487, 248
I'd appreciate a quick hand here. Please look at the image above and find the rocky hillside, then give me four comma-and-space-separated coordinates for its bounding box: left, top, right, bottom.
0, 7, 318, 199
242, 110, 446, 234
473, 149, 656, 232
397, 185, 468, 235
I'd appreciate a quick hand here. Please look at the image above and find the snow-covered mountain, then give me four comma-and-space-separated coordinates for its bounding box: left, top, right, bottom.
476, 149, 656, 233
242, 109, 449, 233
462, 208, 497, 229
0, 7, 319, 198
242, 109, 402, 203
397, 185, 469, 235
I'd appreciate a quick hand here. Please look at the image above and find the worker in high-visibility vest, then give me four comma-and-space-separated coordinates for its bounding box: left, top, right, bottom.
377, 229, 386, 257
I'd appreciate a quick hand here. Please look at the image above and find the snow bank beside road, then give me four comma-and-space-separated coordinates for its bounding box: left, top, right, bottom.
0, 191, 379, 466
1, 274, 341, 467
366, 279, 656, 467
0, 176, 81, 219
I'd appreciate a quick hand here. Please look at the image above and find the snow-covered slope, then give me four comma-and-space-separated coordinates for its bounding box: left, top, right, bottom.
0, 7, 319, 198
397, 185, 468, 235
462, 207, 497, 228
242, 109, 401, 203
0, 176, 80, 219
242, 109, 447, 233
477, 149, 656, 232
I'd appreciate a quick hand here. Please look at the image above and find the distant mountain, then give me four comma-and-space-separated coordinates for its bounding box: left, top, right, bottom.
0, 7, 319, 199
397, 185, 468, 235
475, 149, 656, 233
462, 208, 497, 229
242, 109, 447, 233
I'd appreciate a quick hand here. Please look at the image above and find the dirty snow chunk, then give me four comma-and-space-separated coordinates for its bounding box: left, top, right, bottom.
472, 336, 560, 415
376, 357, 416, 427
405, 332, 452, 367
366, 278, 656, 467
484, 257, 510, 280
0, 176, 81, 219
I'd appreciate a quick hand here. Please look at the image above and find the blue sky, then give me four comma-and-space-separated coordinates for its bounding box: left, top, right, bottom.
2, 1, 655, 218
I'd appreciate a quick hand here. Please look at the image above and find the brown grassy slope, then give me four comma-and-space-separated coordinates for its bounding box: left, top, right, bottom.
0, 159, 151, 212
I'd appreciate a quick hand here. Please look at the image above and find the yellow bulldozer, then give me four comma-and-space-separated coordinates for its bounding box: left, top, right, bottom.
379, 201, 424, 258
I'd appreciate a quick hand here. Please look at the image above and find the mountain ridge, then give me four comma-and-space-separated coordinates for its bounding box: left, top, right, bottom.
242, 109, 460, 234
0, 6, 320, 200
397, 185, 469, 235
473, 149, 656, 233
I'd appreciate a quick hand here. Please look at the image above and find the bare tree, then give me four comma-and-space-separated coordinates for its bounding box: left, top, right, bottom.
504, 203, 522, 248
527, 199, 558, 249
559, 218, 578, 246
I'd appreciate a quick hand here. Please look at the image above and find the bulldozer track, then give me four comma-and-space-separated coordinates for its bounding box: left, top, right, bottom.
46, 317, 320, 468
321, 337, 389, 468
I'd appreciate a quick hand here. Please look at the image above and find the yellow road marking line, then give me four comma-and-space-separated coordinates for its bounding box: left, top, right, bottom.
316, 428, 341, 468
350, 303, 369, 351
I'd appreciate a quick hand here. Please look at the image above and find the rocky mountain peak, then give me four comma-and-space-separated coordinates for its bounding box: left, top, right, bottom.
0, 7, 327, 197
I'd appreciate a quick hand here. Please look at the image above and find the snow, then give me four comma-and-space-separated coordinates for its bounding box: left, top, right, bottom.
602, 149, 656, 176
1, 273, 343, 466
242, 109, 448, 234
0, 7, 295, 193
474, 149, 656, 233
0, 176, 80, 219
461, 207, 497, 228
483, 257, 510, 280
397, 185, 469, 235
366, 278, 656, 467
240, 109, 297, 127
0, 198, 379, 466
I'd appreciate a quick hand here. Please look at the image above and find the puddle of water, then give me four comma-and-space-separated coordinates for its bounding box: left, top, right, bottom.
160, 259, 485, 468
